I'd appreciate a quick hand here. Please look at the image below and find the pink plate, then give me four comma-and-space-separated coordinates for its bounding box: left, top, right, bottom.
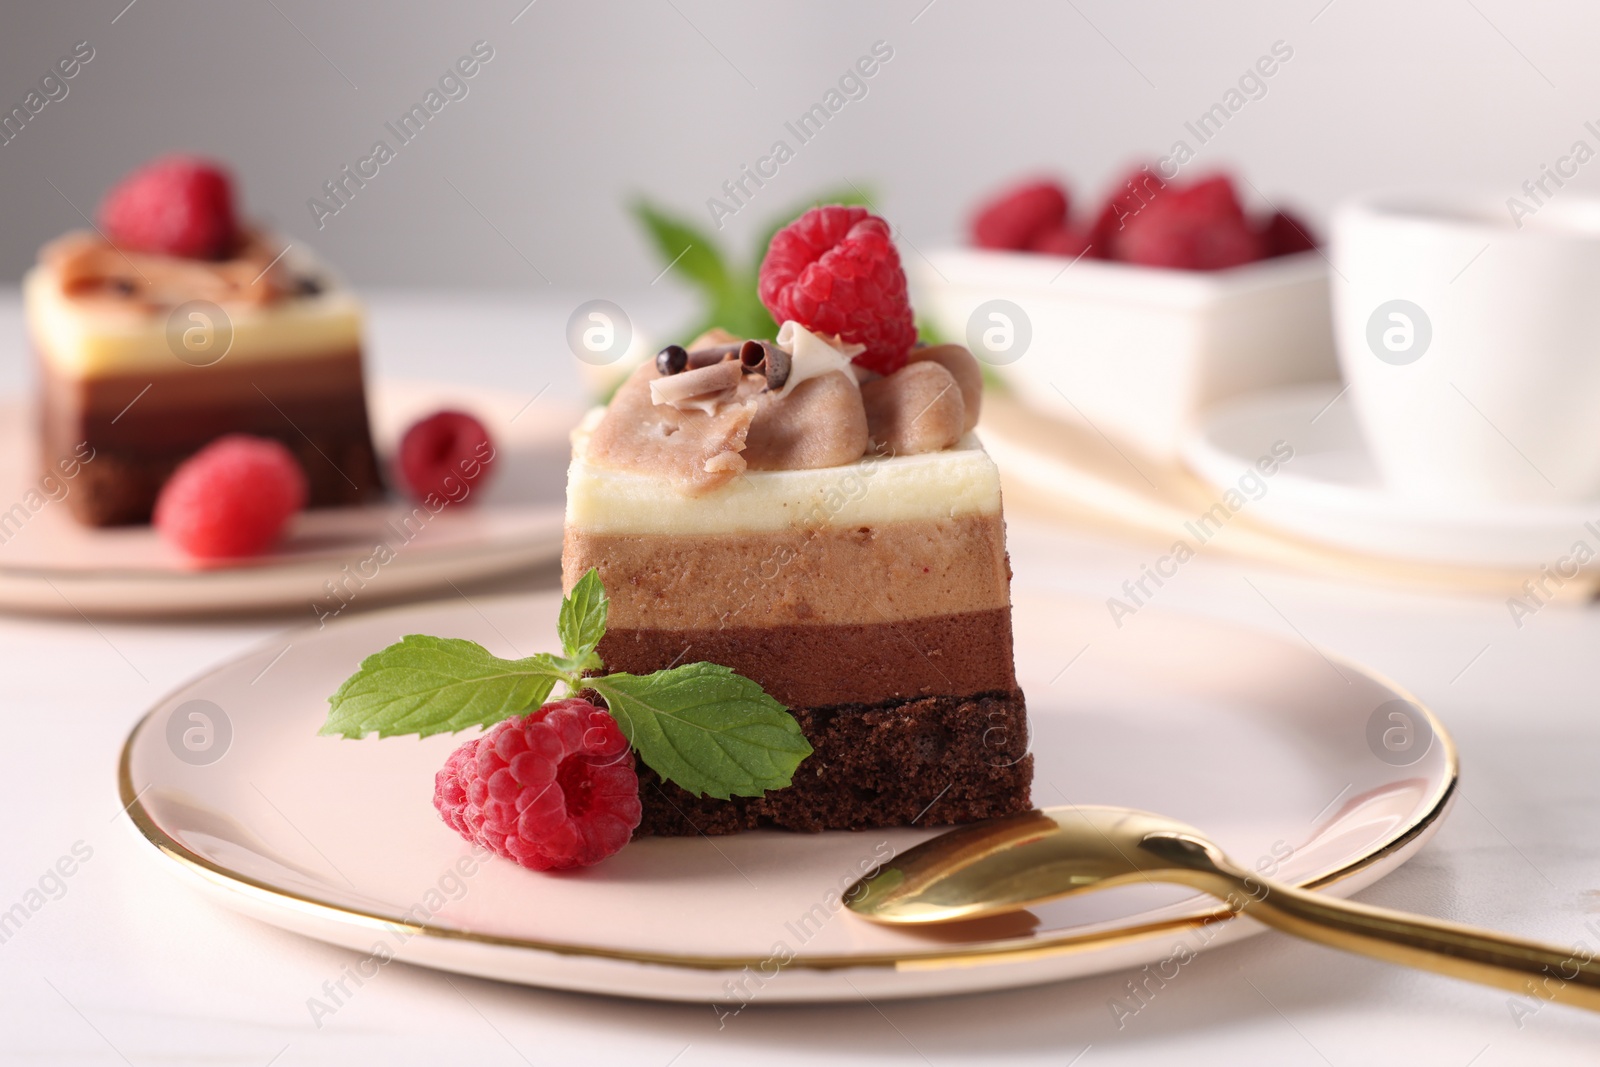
0, 380, 569, 615
120, 584, 1457, 1002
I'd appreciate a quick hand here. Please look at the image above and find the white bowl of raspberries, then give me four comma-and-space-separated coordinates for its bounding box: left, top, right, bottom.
915, 168, 1337, 460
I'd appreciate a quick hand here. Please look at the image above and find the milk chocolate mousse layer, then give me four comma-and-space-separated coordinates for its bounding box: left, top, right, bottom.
563, 512, 1010, 629
27, 232, 384, 525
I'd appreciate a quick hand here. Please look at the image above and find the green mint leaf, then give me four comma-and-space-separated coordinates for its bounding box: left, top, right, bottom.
630, 199, 733, 299
588, 664, 812, 800
914, 313, 947, 347
321, 636, 568, 739
557, 567, 608, 668
710, 277, 779, 342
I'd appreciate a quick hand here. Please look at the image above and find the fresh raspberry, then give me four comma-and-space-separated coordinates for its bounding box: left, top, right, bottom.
434, 698, 641, 871
970, 179, 1069, 251
153, 435, 307, 559
434, 743, 477, 839
100, 155, 240, 260
397, 410, 496, 505
1261, 210, 1319, 257
1112, 177, 1264, 271
758, 205, 918, 376
1180, 175, 1249, 221
1086, 164, 1167, 258
1028, 225, 1092, 258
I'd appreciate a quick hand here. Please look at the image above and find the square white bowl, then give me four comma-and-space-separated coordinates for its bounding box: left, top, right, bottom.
913, 248, 1337, 459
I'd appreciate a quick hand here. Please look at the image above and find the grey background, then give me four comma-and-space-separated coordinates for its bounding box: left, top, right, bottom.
2, 0, 1597, 293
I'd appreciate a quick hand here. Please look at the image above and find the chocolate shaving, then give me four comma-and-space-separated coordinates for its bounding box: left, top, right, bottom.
763, 346, 791, 391
649, 360, 744, 413
736, 339, 792, 391
738, 339, 765, 371
686, 342, 742, 369
678, 338, 792, 390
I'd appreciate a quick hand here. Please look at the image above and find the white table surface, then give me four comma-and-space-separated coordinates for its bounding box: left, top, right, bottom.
1, 292, 1596, 1065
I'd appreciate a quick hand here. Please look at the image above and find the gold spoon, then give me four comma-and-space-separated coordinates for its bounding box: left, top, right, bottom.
846, 805, 1600, 1010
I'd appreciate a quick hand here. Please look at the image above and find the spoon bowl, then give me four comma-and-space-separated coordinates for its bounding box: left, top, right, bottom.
848, 806, 1221, 924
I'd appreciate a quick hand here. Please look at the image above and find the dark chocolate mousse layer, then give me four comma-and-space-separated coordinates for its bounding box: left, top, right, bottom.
39, 350, 383, 526
598, 608, 1018, 710
634, 690, 1032, 836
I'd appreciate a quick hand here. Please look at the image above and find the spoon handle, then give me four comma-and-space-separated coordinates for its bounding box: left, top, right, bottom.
1229, 870, 1600, 1010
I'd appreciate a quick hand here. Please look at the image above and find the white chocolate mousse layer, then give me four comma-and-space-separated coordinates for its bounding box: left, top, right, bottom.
566, 407, 1003, 536
25, 240, 362, 378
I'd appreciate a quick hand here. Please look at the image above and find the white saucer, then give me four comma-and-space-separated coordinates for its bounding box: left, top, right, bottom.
0, 380, 570, 615
1185, 382, 1600, 569
120, 585, 1456, 1003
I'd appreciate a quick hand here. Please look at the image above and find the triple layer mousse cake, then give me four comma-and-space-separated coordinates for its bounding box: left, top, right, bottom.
26, 156, 382, 526
563, 205, 1033, 835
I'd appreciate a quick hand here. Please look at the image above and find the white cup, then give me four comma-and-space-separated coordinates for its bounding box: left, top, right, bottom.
1333, 192, 1600, 503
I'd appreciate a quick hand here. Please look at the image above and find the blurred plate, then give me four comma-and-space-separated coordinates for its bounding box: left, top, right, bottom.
0, 380, 571, 615
120, 585, 1455, 1002
1185, 383, 1600, 568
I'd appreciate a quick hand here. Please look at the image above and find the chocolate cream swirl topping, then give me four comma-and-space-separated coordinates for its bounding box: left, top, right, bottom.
39, 228, 318, 312
583, 322, 984, 494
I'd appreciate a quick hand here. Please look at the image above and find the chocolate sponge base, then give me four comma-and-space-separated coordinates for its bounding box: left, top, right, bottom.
56, 430, 382, 527
633, 689, 1033, 836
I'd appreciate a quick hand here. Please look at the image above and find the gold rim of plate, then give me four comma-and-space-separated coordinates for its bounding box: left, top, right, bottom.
117, 642, 1459, 975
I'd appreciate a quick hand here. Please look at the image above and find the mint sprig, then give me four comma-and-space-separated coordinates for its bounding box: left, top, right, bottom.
321, 569, 812, 799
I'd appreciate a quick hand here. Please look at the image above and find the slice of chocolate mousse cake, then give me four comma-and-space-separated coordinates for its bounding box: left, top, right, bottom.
26, 156, 382, 526
563, 205, 1032, 835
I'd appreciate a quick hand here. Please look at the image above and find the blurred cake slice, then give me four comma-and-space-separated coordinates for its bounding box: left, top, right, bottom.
25, 156, 382, 526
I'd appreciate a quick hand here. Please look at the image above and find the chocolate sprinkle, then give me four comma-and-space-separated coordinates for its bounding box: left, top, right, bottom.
654, 344, 688, 376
